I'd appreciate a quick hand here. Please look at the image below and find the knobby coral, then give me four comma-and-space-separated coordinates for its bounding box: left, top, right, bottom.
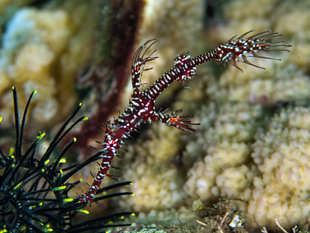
248, 107, 310, 226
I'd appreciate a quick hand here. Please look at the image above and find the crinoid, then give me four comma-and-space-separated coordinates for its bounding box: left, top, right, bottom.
0, 87, 134, 232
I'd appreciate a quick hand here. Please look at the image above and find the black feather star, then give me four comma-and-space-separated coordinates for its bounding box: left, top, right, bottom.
0, 87, 134, 232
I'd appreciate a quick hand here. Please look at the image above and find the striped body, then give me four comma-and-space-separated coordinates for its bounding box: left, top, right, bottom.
80, 30, 290, 203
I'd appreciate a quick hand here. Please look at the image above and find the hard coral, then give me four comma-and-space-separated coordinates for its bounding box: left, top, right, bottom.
248, 107, 310, 227
0, 2, 97, 129
217, 60, 310, 105
273, 1, 310, 72
136, 0, 204, 94
185, 141, 255, 201
0, 8, 70, 121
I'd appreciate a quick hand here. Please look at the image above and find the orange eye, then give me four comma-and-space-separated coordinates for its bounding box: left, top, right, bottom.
134, 65, 140, 72
170, 117, 181, 123
258, 43, 270, 47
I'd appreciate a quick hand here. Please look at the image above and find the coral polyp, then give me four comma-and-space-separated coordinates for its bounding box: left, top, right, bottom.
0, 87, 133, 232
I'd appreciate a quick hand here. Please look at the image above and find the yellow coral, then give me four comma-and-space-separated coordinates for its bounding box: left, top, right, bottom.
0, 3, 97, 126
120, 161, 187, 212
216, 59, 310, 104
273, 1, 310, 72
119, 123, 187, 214
0, 8, 68, 123
134, 0, 204, 101
185, 142, 254, 201
222, 0, 277, 20
249, 107, 310, 227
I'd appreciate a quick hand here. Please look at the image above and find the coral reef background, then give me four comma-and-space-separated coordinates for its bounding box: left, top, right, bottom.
118, 0, 310, 231
0, 0, 309, 232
